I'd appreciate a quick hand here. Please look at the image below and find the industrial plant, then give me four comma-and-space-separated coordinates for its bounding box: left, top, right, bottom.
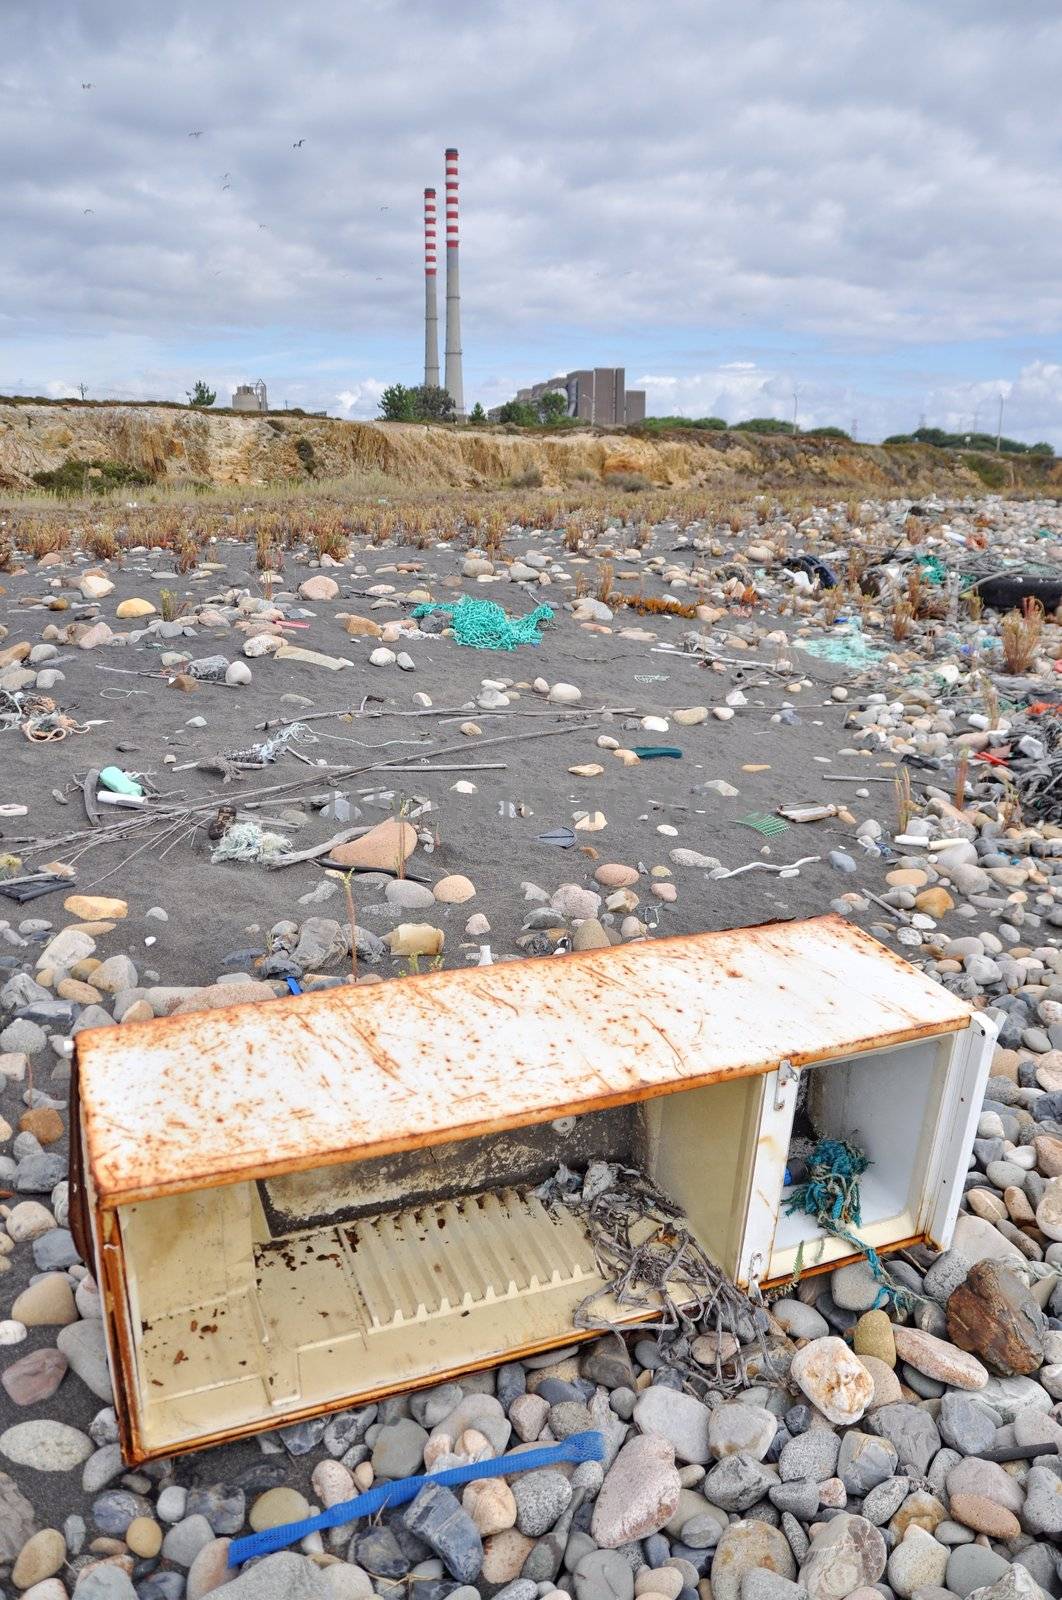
231, 381, 268, 412
490, 369, 646, 425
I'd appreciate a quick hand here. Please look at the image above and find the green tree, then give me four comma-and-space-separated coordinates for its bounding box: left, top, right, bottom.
186, 380, 216, 407
497, 399, 539, 426
538, 389, 568, 423
378, 383, 417, 421
468, 401, 486, 424
410, 385, 456, 421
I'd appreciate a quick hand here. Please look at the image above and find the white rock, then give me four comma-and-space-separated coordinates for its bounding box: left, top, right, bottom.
225, 661, 251, 685
548, 683, 582, 705
369, 647, 396, 667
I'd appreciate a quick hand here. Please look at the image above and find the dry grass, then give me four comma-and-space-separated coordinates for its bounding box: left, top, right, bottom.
622, 593, 699, 619
596, 561, 615, 604
895, 768, 915, 833
1001, 600, 1044, 674
891, 598, 914, 639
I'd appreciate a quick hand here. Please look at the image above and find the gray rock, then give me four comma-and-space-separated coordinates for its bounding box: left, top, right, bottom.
865, 1405, 940, 1475
0, 1469, 36, 1562
740, 1575, 808, 1600
160, 1511, 215, 1566
58, 1318, 113, 1400
634, 1387, 712, 1464
861, 1476, 910, 1526
580, 1336, 636, 1391
769, 1300, 830, 1341
923, 1252, 971, 1303
71, 1567, 139, 1599
0, 1018, 46, 1054
797, 1513, 886, 1600
1020, 1464, 1062, 1537
768, 1481, 820, 1521
702, 1454, 774, 1513
830, 1261, 884, 1312
779, 1431, 839, 1483
0, 1419, 92, 1470
513, 1469, 572, 1536
216, 1551, 332, 1597
186, 1482, 246, 1535
15, 1151, 66, 1191
401, 1483, 483, 1582
92, 1488, 153, 1535
348, 1525, 410, 1577
937, 1393, 999, 1457
82, 1443, 123, 1493
978, 1373, 1051, 1423
836, 1431, 898, 1495
574, 1547, 635, 1600
32, 1228, 80, 1271
371, 1418, 429, 1478
945, 1545, 1012, 1598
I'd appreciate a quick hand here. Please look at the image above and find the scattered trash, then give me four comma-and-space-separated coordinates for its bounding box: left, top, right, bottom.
98, 766, 144, 798
776, 802, 840, 824
630, 745, 682, 759
210, 820, 293, 863
411, 595, 554, 649
736, 812, 790, 837
538, 825, 577, 847
229, 1430, 606, 1565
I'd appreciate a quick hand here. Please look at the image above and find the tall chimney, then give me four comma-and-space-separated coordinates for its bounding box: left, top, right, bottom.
444, 147, 464, 418
423, 188, 439, 389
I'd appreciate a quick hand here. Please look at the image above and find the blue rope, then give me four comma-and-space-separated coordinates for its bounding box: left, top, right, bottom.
228, 1428, 604, 1566
784, 1138, 912, 1311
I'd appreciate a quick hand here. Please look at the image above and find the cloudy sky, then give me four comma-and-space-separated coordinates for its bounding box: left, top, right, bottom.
3, 0, 1062, 442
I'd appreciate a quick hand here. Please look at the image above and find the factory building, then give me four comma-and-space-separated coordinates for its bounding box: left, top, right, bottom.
231, 381, 268, 413
493, 368, 645, 425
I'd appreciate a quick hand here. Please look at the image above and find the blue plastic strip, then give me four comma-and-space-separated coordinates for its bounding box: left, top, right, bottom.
285, 978, 303, 995
228, 1428, 604, 1566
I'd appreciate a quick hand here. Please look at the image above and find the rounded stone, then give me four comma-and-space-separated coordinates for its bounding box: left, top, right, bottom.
853, 1311, 896, 1368
433, 875, 476, 904
709, 1520, 796, 1600
946, 1493, 1020, 1540
12, 1527, 66, 1588
126, 1515, 163, 1557
249, 1486, 311, 1531
790, 1337, 874, 1426
885, 1526, 948, 1599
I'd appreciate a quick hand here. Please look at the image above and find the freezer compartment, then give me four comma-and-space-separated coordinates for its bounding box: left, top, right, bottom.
766, 1024, 991, 1283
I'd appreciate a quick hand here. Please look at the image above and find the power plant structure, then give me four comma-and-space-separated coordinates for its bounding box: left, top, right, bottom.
489, 369, 646, 425
231, 380, 268, 413
443, 148, 464, 418
423, 188, 439, 389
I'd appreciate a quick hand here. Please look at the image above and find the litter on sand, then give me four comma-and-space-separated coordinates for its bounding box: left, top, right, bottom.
411, 595, 555, 649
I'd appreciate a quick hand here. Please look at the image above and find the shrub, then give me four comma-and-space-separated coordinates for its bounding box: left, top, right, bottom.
32, 458, 155, 496
509, 465, 543, 488
294, 437, 317, 475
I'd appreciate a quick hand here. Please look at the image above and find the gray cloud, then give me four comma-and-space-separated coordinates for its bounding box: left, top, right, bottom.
2, 0, 1061, 438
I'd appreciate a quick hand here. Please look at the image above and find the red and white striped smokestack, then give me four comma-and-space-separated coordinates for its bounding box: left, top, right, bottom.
443, 147, 464, 417
423, 187, 439, 389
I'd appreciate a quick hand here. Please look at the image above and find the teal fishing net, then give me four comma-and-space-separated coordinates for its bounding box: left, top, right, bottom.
411, 596, 554, 650
784, 1138, 918, 1311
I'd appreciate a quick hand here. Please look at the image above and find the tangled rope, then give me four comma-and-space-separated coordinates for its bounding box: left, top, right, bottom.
539, 1162, 774, 1396
783, 1138, 917, 1311
411, 595, 554, 650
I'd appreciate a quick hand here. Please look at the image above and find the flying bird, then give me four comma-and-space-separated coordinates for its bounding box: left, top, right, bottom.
221, 183, 231, 191
81, 82, 94, 89
378, 205, 389, 211
292, 138, 305, 148
188, 130, 203, 138
82, 208, 94, 214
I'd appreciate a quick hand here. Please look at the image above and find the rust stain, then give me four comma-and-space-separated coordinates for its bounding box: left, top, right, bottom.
74, 914, 972, 1208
